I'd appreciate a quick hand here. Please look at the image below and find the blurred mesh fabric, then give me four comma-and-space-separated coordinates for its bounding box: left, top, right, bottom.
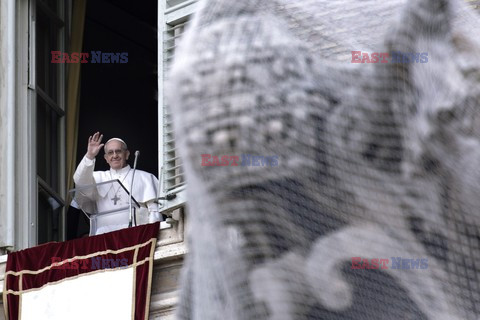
167, 0, 480, 319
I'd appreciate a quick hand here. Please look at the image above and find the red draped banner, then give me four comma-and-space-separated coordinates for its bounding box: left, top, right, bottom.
3, 222, 160, 320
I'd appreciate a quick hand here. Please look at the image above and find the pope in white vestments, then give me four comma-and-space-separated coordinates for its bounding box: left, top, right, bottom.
73, 132, 161, 235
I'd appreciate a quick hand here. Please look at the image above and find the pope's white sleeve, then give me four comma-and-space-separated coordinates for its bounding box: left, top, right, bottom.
147, 199, 162, 223
73, 156, 96, 186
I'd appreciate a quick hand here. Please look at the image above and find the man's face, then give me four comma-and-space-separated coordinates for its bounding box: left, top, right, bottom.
104, 140, 130, 170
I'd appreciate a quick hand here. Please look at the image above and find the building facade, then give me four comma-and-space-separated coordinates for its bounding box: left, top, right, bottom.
0, 0, 197, 318
1, 0, 480, 319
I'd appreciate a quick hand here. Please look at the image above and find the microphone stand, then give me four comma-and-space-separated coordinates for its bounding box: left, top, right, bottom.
129, 150, 140, 227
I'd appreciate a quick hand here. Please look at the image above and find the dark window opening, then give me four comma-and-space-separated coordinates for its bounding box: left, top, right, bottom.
67, 0, 158, 239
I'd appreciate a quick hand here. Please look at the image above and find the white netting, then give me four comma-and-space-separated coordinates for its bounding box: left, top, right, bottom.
168, 0, 480, 318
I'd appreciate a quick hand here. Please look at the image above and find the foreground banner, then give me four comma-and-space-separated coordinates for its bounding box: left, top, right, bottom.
3, 222, 160, 320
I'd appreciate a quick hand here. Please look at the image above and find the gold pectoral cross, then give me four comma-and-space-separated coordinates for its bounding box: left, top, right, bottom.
111, 194, 120, 205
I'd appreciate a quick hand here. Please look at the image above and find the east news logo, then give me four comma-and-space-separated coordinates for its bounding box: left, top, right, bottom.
201, 154, 279, 167
51, 51, 128, 63
351, 257, 429, 270
51, 257, 128, 270
351, 51, 428, 64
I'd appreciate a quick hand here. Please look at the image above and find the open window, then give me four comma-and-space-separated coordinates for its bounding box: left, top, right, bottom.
69, 0, 159, 238
25, 0, 198, 242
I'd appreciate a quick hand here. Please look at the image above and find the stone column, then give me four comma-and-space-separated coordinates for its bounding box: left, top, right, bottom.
0, 0, 16, 252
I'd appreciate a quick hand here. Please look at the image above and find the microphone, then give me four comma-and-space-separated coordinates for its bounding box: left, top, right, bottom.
129, 150, 140, 227
133, 151, 140, 166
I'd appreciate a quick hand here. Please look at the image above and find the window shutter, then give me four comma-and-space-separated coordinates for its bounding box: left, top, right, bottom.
160, 1, 198, 196
162, 21, 187, 192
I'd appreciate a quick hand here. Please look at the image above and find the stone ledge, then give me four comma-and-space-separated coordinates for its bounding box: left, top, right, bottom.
154, 241, 187, 262
149, 291, 179, 316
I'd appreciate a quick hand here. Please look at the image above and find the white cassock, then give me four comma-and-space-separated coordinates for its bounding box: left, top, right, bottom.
73, 156, 161, 235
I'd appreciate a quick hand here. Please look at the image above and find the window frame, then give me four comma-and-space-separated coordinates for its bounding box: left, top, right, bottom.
157, 0, 198, 214
17, 0, 68, 247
